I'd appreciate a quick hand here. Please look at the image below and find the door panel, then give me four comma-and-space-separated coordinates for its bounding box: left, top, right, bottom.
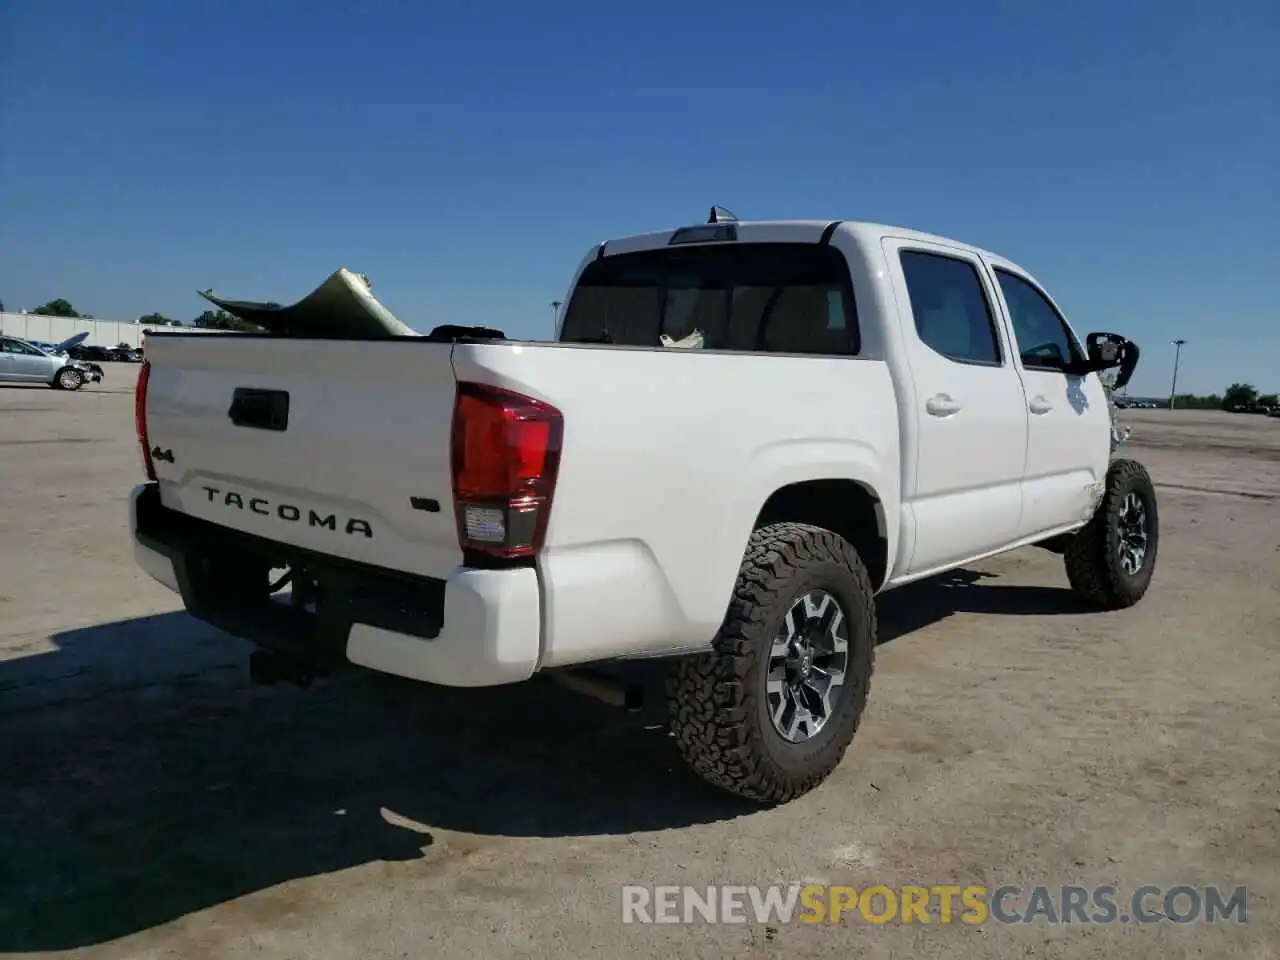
0, 338, 46, 381
884, 239, 1030, 575
13, 351, 51, 380
987, 264, 1112, 536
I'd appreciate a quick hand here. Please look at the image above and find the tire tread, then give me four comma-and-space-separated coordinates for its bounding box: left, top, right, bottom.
666, 522, 876, 804
1064, 458, 1157, 609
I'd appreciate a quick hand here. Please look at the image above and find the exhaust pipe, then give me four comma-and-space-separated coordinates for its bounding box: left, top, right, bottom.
551, 669, 644, 711
249, 649, 317, 689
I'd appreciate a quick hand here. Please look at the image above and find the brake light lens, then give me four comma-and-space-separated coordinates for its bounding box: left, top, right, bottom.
135, 359, 156, 481
451, 382, 563, 559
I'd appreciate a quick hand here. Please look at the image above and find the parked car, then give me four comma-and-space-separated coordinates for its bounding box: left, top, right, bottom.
128, 209, 1154, 805
67, 344, 116, 364
0, 334, 103, 390
119, 347, 144, 362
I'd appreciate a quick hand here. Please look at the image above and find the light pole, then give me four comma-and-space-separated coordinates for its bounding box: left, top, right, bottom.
550, 301, 562, 330
1169, 338, 1186, 410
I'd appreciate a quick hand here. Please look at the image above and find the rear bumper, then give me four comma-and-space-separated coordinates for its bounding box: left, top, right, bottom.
129, 483, 541, 687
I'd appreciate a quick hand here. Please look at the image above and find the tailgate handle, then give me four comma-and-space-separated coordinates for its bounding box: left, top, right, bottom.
229, 388, 290, 431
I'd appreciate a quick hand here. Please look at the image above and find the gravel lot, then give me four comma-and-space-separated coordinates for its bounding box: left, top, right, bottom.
1, 365, 1276, 959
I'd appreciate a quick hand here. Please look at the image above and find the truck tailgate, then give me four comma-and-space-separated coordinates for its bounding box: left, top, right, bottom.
142, 335, 463, 579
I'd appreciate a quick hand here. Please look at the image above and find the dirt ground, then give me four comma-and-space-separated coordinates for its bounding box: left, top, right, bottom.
1, 369, 1276, 959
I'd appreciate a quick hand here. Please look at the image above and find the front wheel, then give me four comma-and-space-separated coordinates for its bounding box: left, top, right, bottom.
54, 367, 84, 391
666, 522, 876, 804
1064, 458, 1159, 609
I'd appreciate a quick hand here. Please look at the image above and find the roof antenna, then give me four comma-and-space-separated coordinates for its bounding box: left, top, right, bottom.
708, 206, 738, 224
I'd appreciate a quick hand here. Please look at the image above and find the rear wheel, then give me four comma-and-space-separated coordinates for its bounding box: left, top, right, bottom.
54, 367, 84, 391
666, 522, 876, 804
1064, 458, 1159, 609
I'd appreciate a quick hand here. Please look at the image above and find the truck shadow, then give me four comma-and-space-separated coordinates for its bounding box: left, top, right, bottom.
0, 611, 744, 951
877, 568, 1094, 643
0, 568, 1085, 951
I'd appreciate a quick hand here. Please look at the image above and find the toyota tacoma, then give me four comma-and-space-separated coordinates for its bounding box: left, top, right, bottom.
129, 209, 1154, 804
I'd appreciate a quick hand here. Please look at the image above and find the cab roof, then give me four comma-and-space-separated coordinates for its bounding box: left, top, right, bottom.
597, 218, 1006, 264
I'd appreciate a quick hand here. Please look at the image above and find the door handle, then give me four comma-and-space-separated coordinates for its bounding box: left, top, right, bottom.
925, 394, 961, 417
1029, 396, 1053, 415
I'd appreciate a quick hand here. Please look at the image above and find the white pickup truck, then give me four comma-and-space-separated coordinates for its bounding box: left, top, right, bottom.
129, 210, 1155, 804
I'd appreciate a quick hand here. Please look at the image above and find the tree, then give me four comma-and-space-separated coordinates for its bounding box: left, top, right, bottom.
1221, 383, 1258, 410
32, 298, 80, 318
192, 308, 262, 332
0, 297, 5, 312
1173, 394, 1221, 410
138, 312, 177, 327
1258, 394, 1278, 409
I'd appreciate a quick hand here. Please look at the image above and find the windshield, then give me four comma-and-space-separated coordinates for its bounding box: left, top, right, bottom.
560, 242, 860, 355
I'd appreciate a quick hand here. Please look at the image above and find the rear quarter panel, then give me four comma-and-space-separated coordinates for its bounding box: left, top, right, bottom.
453, 342, 901, 666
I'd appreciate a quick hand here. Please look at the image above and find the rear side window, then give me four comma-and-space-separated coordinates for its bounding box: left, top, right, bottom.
993, 268, 1084, 371
560, 243, 859, 356
899, 251, 1002, 366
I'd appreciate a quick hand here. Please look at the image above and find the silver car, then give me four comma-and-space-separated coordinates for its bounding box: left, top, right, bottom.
0, 333, 103, 391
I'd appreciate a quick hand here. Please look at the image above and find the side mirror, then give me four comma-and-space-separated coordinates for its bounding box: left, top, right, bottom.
1064, 332, 1140, 391
1089, 332, 1139, 391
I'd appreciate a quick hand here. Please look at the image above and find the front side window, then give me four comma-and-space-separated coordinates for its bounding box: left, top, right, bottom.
994, 268, 1084, 371
899, 250, 1002, 365
561, 242, 860, 356
1, 339, 43, 355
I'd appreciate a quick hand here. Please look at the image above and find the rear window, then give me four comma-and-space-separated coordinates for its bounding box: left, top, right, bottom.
560, 243, 860, 356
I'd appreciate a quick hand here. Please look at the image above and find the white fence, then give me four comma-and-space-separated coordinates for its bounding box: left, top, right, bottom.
0, 312, 223, 348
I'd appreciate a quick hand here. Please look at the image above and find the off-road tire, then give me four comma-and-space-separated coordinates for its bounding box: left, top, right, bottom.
54, 367, 84, 391
666, 522, 876, 804
1064, 458, 1159, 609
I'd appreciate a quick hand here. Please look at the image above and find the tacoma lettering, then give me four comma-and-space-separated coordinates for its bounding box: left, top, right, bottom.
199, 485, 373, 538
309, 511, 336, 530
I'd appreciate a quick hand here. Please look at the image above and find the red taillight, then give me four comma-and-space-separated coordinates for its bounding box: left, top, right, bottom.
135, 359, 156, 481
450, 382, 563, 560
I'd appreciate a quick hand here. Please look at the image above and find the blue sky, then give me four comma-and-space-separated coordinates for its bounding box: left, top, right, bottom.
1, 0, 1275, 396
